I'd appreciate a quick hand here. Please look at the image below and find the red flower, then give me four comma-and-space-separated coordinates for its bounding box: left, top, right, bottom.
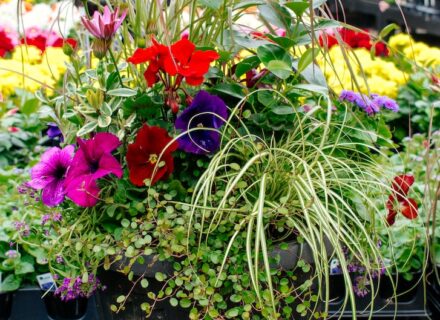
374, 42, 389, 56
22, 27, 76, 52
386, 174, 418, 226
318, 33, 338, 48
0, 27, 18, 57
127, 38, 219, 87
126, 125, 178, 186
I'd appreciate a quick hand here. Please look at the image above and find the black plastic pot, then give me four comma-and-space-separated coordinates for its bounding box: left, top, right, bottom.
378, 272, 421, 303
96, 256, 188, 320
0, 292, 13, 320
43, 292, 88, 320
328, 274, 346, 302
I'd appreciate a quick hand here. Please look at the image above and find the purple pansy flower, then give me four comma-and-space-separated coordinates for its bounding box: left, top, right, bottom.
175, 90, 228, 155
64, 133, 122, 207
47, 123, 64, 141
28, 146, 74, 206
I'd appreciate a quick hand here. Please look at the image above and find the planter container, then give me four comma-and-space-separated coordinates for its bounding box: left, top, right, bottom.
96, 256, 188, 320
43, 293, 88, 320
379, 272, 421, 303
0, 292, 13, 320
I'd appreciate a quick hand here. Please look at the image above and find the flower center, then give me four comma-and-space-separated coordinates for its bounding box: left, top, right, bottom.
54, 166, 67, 179
89, 160, 100, 173
149, 154, 158, 164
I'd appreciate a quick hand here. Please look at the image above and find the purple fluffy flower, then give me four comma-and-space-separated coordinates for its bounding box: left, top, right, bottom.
52, 212, 62, 222
372, 95, 399, 112
5, 250, 19, 259
28, 146, 74, 206
175, 90, 228, 155
41, 214, 51, 225
64, 133, 122, 207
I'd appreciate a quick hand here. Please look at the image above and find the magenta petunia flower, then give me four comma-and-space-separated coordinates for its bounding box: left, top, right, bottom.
81, 6, 127, 41
64, 133, 122, 207
28, 146, 74, 206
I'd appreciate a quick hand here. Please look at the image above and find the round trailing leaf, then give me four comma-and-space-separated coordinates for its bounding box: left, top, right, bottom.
179, 298, 191, 308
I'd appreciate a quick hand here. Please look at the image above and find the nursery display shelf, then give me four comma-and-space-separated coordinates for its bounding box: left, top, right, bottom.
330, 0, 440, 37
9, 287, 99, 320
326, 285, 431, 319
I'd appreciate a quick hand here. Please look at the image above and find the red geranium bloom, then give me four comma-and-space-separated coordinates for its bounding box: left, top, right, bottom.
374, 42, 389, 57
22, 27, 77, 52
127, 38, 219, 87
126, 125, 178, 186
386, 174, 418, 225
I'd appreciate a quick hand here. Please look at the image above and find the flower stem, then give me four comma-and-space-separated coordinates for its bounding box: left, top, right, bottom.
108, 48, 124, 87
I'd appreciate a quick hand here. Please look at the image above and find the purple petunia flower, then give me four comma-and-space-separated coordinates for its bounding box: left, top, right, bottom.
47, 123, 64, 142
175, 90, 228, 155
28, 146, 74, 206
64, 133, 122, 207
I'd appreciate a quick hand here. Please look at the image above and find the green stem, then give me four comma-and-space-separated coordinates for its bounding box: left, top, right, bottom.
108, 48, 124, 87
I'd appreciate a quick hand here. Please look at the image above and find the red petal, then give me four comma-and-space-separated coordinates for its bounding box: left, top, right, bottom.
185, 76, 204, 86
391, 174, 415, 200
144, 65, 158, 87
401, 198, 418, 220
170, 38, 195, 65
386, 210, 398, 226
128, 47, 155, 64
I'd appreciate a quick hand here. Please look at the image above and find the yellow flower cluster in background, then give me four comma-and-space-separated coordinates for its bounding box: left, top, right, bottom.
389, 33, 440, 67
316, 34, 439, 98
0, 45, 68, 97
317, 46, 407, 98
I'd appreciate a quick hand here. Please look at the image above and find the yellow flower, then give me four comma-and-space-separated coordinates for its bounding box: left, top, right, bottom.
11, 45, 42, 64
389, 33, 413, 51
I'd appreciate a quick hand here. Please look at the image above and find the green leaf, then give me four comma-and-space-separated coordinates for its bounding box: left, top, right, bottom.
271, 106, 295, 115
180, 298, 191, 308
235, 56, 261, 78
293, 84, 328, 95
107, 88, 137, 97
212, 83, 245, 99
226, 308, 240, 318
267, 60, 292, 79
1, 274, 20, 292
286, 1, 309, 16
297, 47, 320, 74
77, 120, 98, 136
257, 44, 292, 79
101, 102, 113, 117
116, 295, 125, 303
155, 272, 165, 282
15, 261, 34, 275
141, 279, 149, 288
21, 98, 40, 115
258, 3, 291, 29
198, 0, 222, 9
378, 23, 400, 39
170, 298, 178, 307
98, 115, 112, 128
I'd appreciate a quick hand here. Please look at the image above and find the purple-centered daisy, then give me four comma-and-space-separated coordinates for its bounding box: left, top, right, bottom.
28, 146, 74, 206
175, 90, 228, 155
64, 132, 122, 207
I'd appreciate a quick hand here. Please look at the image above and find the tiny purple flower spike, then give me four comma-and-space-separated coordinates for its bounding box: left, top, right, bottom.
81, 6, 127, 41
47, 123, 64, 142
28, 146, 74, 206
65, 132, 122, 207
175, 90, 228, 155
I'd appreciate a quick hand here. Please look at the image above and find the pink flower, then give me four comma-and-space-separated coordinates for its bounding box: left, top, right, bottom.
81, 6, 127, 41
64, 133, 122, 207
28, 146, 74, 206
